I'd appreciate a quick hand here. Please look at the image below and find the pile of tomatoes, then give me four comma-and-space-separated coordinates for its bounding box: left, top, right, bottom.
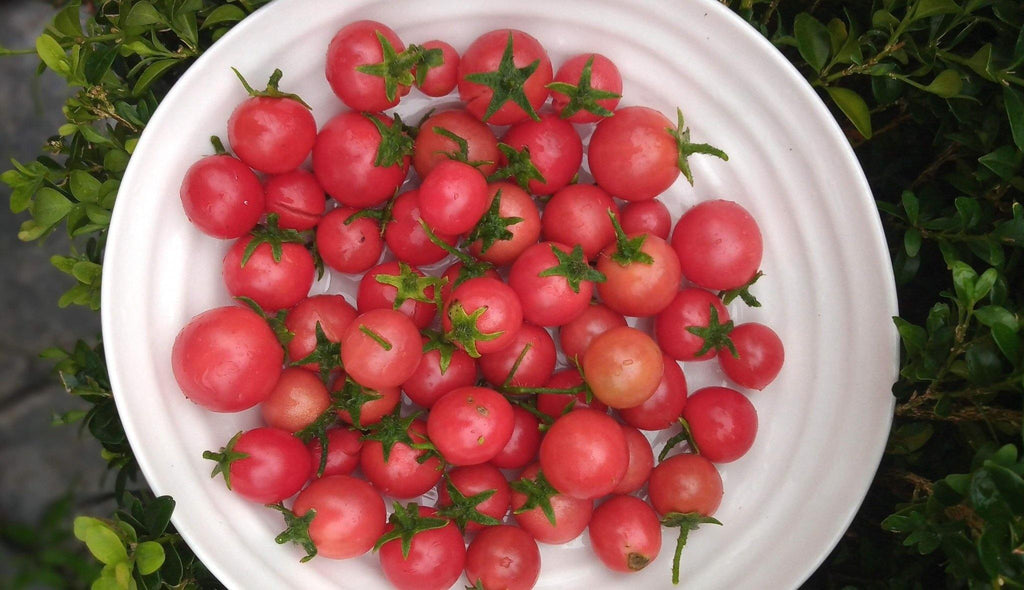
170, 19, 785, 590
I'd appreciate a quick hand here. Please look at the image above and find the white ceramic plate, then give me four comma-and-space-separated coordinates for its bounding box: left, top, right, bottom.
102, 0, 899, 588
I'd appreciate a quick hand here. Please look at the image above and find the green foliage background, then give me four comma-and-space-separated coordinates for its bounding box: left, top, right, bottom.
3, 0, 1024, 587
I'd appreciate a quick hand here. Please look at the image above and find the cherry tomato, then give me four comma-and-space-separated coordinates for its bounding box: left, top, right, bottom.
439, 261, 502, 301
466, 183, 541, 267
206, 427, 310, 504
671, 200, 763, 291
402, 338, 478, 408
378, 506, 466, 590
612, 425, 655, 495
620, 199, 671, 240
490, 407, 542, 469
465, 525, 541, 590
357, 262, 437, 329
325, 20, 409, 111
681, 386, 758, 463
718, 323, 784, 390
549, 53, 622, 124
541, 184, 619, 261
415, 40, 460, 97
595, 232, 681, 318
653, 288, 731, 362
500, 113, 583, 195
510, 463, 593, 544
587, 495, 662, 573
315, 207, 384, 274
223, 236, 314, 312
179, 155, 264, 239
285, 294, 357, 373
619, 355, 688, 431
341, 309, 422, 390
437, 463, 511, 532
263, 169, 325, 231
361, 418, 443, 498
442, 277, 524, 357
479, 323, 556, 389
291, 474, 386, 559
260, 367, 330, 433
413, 110, 499, 178
307, 428, 363, 479
536, 369, 608, 418
428, 386, 515, 465
582, 326, 664, 409
558, 303, 627, 363
313, 111, 410, 209
418, 159, 490, 235
332, 376, 400, 428
227, 92, 315, 175
539, 409, 629, 499
509, 242, 602, 327
647, 454, 723, 517
589, 106, 681, 201
385, 189, 459, 266
458, 29, 552, 126
172, 306, 283, 412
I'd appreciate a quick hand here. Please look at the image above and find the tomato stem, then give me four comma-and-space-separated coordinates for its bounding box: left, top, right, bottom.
359, 325, 393, 351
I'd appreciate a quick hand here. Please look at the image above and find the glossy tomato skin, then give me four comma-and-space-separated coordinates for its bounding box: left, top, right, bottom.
285, 294, 357, 373
611, 425, 655, 494
307, 427, 362, 479
541, 184, 619, 261
222, 237, 315, 312
620, 199, 671, 240
357, 262, 437, 329
316, 207, 384, 274
479, 323, 556, 388
619, 355, 688, 431
648, 454, 723, 517
511, 463, 593, 544
378, 507, 466, 590
589, 106, 679, 201
443, 277, 524, 356
681, 387, 758, 463
333, 376, 400, 427
467, 183, 541, 267
402, 340, 478, 408
437, 463, 512, 532
550, 53, 623, 124
224, 427, 311, 504
260, 367, 330, 433
171, 306, 283, 412
439, 262, 502, 302
718, 323, 784, 390
313, 111, 409, 208
227, 96, 316, 174
582, 326, 664, 409
325, 20, 409, 111
180, 155, 264, 239
341, 309, 422, 390
361, 419, 443, 498
415, 40, 460, 97
458, 29, 553, 126
413, 110, 499, 178
588, 495, 662, 573
385, 189, 459, 266
418, 159, 490, 235
465, 525, 542, 590
558, 303, 627, 363
263, 169, 325, 231
500, 113, 583, 195
539, 409, 629, 499
536, 369, 608, 419
653, 288, 730, 362
672, 200, 763, 291
428, 386, 515, 466
490, 407, 542, 469
596, 233, 681, 318
509, 242, 596, 327
292, 474, 386, 559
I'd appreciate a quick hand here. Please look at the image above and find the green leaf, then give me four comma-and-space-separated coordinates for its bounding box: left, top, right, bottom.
922, 69, 962, 98
74, 516, 104, 541
90, 573, 123, 590
978, 146, 1022, 180
143, 496, 175, 537
991, 323, 1020, 364
894, 317, 927, 356
911, 0, 961, 21
1004, 86, 1024, 152
901, 191, 919, 224
202, 4, 247, 28
35, 34, 68, 75
964, 43, 995, 81
825, 87, 872, 138
71, 261, 102, 284
794, 13, 831, 72
125, 2, 165, 27
52, 2, 84, 37
133, 59, 180, 95
70, 170, 101, 203
30, 188, 74, 229
134, 541, 165, 575
826, 18, 847, 57
82, 523, 128, 565
974, 305, 1018, 330
904, 227, 922, 257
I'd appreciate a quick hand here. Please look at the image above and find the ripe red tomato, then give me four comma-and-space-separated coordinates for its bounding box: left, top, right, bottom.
558, 303, 627, 363
490, 406, 542, 469
325, 20, 409, 111
179, 155, 264, 239
332, 376, 400, 428
620, 199, 671, 240
587, 495, 662, 573
260, 367, 330, 433
439, 261, 502, 302
619, 355, 688, 431
227, 92, 315, 175
671, 200, 763, 291
377, 506, 466, 590
357, 261, 437, 330
172, 306, 283, 412
536, 369, 608, 418
307, 428, 362, 479
341, 309, 422, 390
401, 338, 478, 408
315, 207, 384, 275
653, 288, 731, 362
205, 427, 310, 504
413, 110, 499, 178
595, 231, 681, 318
384, 189, 459, 266
611, 424, 655, 495
509, 242, 603, 327
360, 418, 443, 498
428, 386, 515, 465
285, 294, 357, 373
313, 111, 410, 208
465, 525, 541, 590
510, 463, 593, 544
647, 454, 723, 517
479, 323, 556, 388
681, 386, 758, 463
437, 463, 512, 532
539, 409, 629, 499
500, 113, 583, 195
442, 277, 524, 357
263, 169, 325, 231
418, 159, 490, 235
582, 326, 664, 409
415, 40, 460, 97
458, 29, 552, 125
541, 184, 619, 261
222, 236, 315, 312
549, 53, 622, 124
718, 323, 784, 390
466, 183, 541, 267
588, 106, 679, 201
291, 474, 386, 559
